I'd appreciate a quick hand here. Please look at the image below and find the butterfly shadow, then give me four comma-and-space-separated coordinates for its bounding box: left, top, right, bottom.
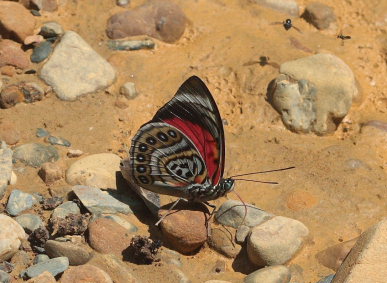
231, 243, 260, 275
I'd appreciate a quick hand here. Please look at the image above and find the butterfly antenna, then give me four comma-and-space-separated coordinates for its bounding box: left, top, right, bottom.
233, 179, 278, 184
233, 190, 248, 226
230, 166, 295, 178
155, 198, 182, 226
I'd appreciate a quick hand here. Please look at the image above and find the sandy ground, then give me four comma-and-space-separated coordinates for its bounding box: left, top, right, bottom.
1, 0, 386, 282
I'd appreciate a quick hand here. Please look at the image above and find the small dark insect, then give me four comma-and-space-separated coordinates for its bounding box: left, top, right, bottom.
271, 18, 302, 33
337, 32, 351, 46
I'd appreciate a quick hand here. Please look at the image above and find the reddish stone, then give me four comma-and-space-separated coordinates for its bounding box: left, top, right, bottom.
0, 66, 16, 77
0, 121, 20, 145
38, 161, 64, 184
26, 271, 56, 283
0, 39, 30, 69
61, 264, 113, 283
0, 85, 24, 109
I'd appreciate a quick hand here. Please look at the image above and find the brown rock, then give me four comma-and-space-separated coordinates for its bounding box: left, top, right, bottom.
0, 121, 20, 145
88, 218, 133, 257
302, 2, 336, 30
38, 161, 64, 184
209, 226, 241, 258
0, 65, 16, 76
0, 39, 30, 69
106, 0, 186, 43
45, 239, 93, 266
0, 2, 36, 43
29, 0, 59, 11
159, 202, 208, 254
286, 190, 318, 211
61, 264, 113, 283
0, 85, 24, 109
26, 271, 56, 283
24, 34, 45, 45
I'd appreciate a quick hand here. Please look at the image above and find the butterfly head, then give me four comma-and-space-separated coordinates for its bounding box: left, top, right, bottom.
218, 178, 235, 195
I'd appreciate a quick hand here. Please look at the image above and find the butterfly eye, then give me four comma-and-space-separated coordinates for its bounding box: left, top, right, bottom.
139, 143, 148, 152
156, 132, 168, 142
146, 137, 157, 145
167, 130, 177, 138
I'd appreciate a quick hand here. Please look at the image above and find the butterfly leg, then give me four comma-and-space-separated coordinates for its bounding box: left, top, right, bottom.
155, 197, 183, 226
203, 201, 217, 238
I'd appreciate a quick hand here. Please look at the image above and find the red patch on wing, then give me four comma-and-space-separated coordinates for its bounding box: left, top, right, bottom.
164, 118, 221, 184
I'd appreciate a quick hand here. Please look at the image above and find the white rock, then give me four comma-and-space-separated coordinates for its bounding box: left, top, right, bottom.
244, 265, 291, 283
40, 31, 116, 101
0, 214, 27, 261
120, 82, 137, 99
66, 153, 121, 189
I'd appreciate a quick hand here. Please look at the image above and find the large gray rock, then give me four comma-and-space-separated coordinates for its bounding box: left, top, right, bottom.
0, 142, 13, 199
13, 143, 59, 167
6, 190, 38, 216
0, 214, 27, 261
269, 53, 358, 135
21, 256, 69, 279
40, 31, 116, 101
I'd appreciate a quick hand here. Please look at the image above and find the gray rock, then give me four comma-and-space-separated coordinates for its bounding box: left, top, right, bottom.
102, 215, 138, 232
51, 201, 80, 219
0, 270, 10, 283
33, 254, 50, 264
14, 214, 43, 233
13, 143, 59, 167
21, 256, 69, 279
45, 240, 92, 266
31, 41, 52, 63
235, 225, 250, 244
73, 185, 131, 215
46, 135, 71, 147
302, 2, 336, 30
36, 128, 50, 137
215, 200, 273, 228
6, 190, 38, 216
317, 274, 335, 283
250, 0, 299, 16
244, 265, 291, 283
269, 54, 358, 135
0, 142, 13, 199
40, 31, 116, 101
120, 82, 138, 99
40, 21, 64, 38
247, 216, 309, 266
108, 39, 155, 51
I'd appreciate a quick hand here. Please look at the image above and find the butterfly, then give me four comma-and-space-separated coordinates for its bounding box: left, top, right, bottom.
123, 76, 235, 204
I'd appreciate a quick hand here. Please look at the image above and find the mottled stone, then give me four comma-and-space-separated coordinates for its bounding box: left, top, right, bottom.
61, 264, 113, 283
51, 201, 80, 219
15, 214, 43, 234
120, 82, 138, 99
31, 41, 52, 63
6, 190, 38, 216
0, 39, 30, 69
244, 265, 291, 283
38, 162, 64, 184
0, 85, 24, 109
13, 143, 59, 167
0, 214, 27, 261
45, 240, 92, 266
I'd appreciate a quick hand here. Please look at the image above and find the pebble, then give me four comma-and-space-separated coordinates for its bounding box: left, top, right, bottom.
209, 226, 241, 258
0, 39, 30, 69
286, 190, 318, 211
42, 196, 64, 210
24, 35, 45, 45
73, 185, 131, 215
66, 153, 121, 189
250, 0, 299, 16
60, 264, 113, 283
120, 82, 138, 99
25, 271, 56, 283
88, 217, 133, 257
106, 0, 187, 43
0, 142, 13, 199
46, 135, 71, 147
36, 128, 50, 138
0, 2, 36, 43
107, 39, 155, 51
40, 31, 116, 101
269, 54, 358, 135
51, 201, 81, 219
45, 240, 93, 266
215, 200, 273, 228
0, 214, 26, 261
316, 238, 357, 271
38, 162, 64, 184
6, 189, 38, 216
31, 41, 53, 63
28, 227, 49, 251
15, 214, 43, 234
67, 149, 84, 158
0, 85, 25, 109
40, 21, 64, 38
244, 265, 291, 283
13, 143, 59, 167
31, 0, 58, 12
102, 215, 138, 232
302, 2, 336, 30
33, 254, 50, 264
30, 9, 41, 17
21, 82, 45, 103
247, 216, 309, 266
235, 225, 250, 244
21, 256, 69, 279
0, 261, 13, 273
0, 270, 10, 283
317, 274, 335, 283
159, 248, 183, 267
158, 201, 208, 254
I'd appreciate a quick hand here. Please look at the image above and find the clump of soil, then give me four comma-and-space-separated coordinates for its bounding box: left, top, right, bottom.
49, 213, 90, 236
127, 235, 162, 264
28, 227, 49, 250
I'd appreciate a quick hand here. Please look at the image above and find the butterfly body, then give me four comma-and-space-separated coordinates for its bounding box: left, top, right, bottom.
122, 76, 235, 203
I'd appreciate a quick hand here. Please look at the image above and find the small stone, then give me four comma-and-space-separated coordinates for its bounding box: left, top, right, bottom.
45, 240, 93, 266
108, 39, 155, 51
0, 270, 10, 283
235, 225, 250, 244
21, 257, 69, 279
36, 128, 50, 137
209, 226, 241, 258
52, 201, 80, 219
66, 153, 121, 189
73, 185, 131, 215
215, 200, 273, 228
40, 21, 64, 38
0, 214, 27, 261
0, 85, 24, 109
6, 190, 38, 216
211, 259, 226, 273
0, 39, 30, 69
88, 217, 133, 257
38, 162, 64, 184
31, 41, 53, 63
42, 196, 64, 209
15, 214, 43, 234
40, 31, 116, 101
21, 82, 45, 103
46, 135, 71, 147
24, 35, 45, 45
33, 254, 50, 264
116, 0, 130, 7
159, 202, 208, 254
67, 149, 83, 158
120, 82, 138, 99
0, 66, 16, 77
49, 213, 90, 236
0, 2, 36, 43
244, 265, 291, 283
302, 2, 336, 30
102, 215, 138, 232
0, 142, 13, 198
247, 216, 309, 266
30, 9, 41, 16
127, 235, 161, 264
26, 271, 56, 283
13, 143, 59, 167
10, 250, 32, 269
61, 264, 113, 283
250, 0, 299, 16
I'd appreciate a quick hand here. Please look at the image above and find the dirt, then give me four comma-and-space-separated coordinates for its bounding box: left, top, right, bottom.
1, 0, 386, 282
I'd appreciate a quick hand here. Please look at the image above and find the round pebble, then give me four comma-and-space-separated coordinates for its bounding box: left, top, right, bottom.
6, 190, 38, 216
31, 41, 52, 63
0, 214, 26, 261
